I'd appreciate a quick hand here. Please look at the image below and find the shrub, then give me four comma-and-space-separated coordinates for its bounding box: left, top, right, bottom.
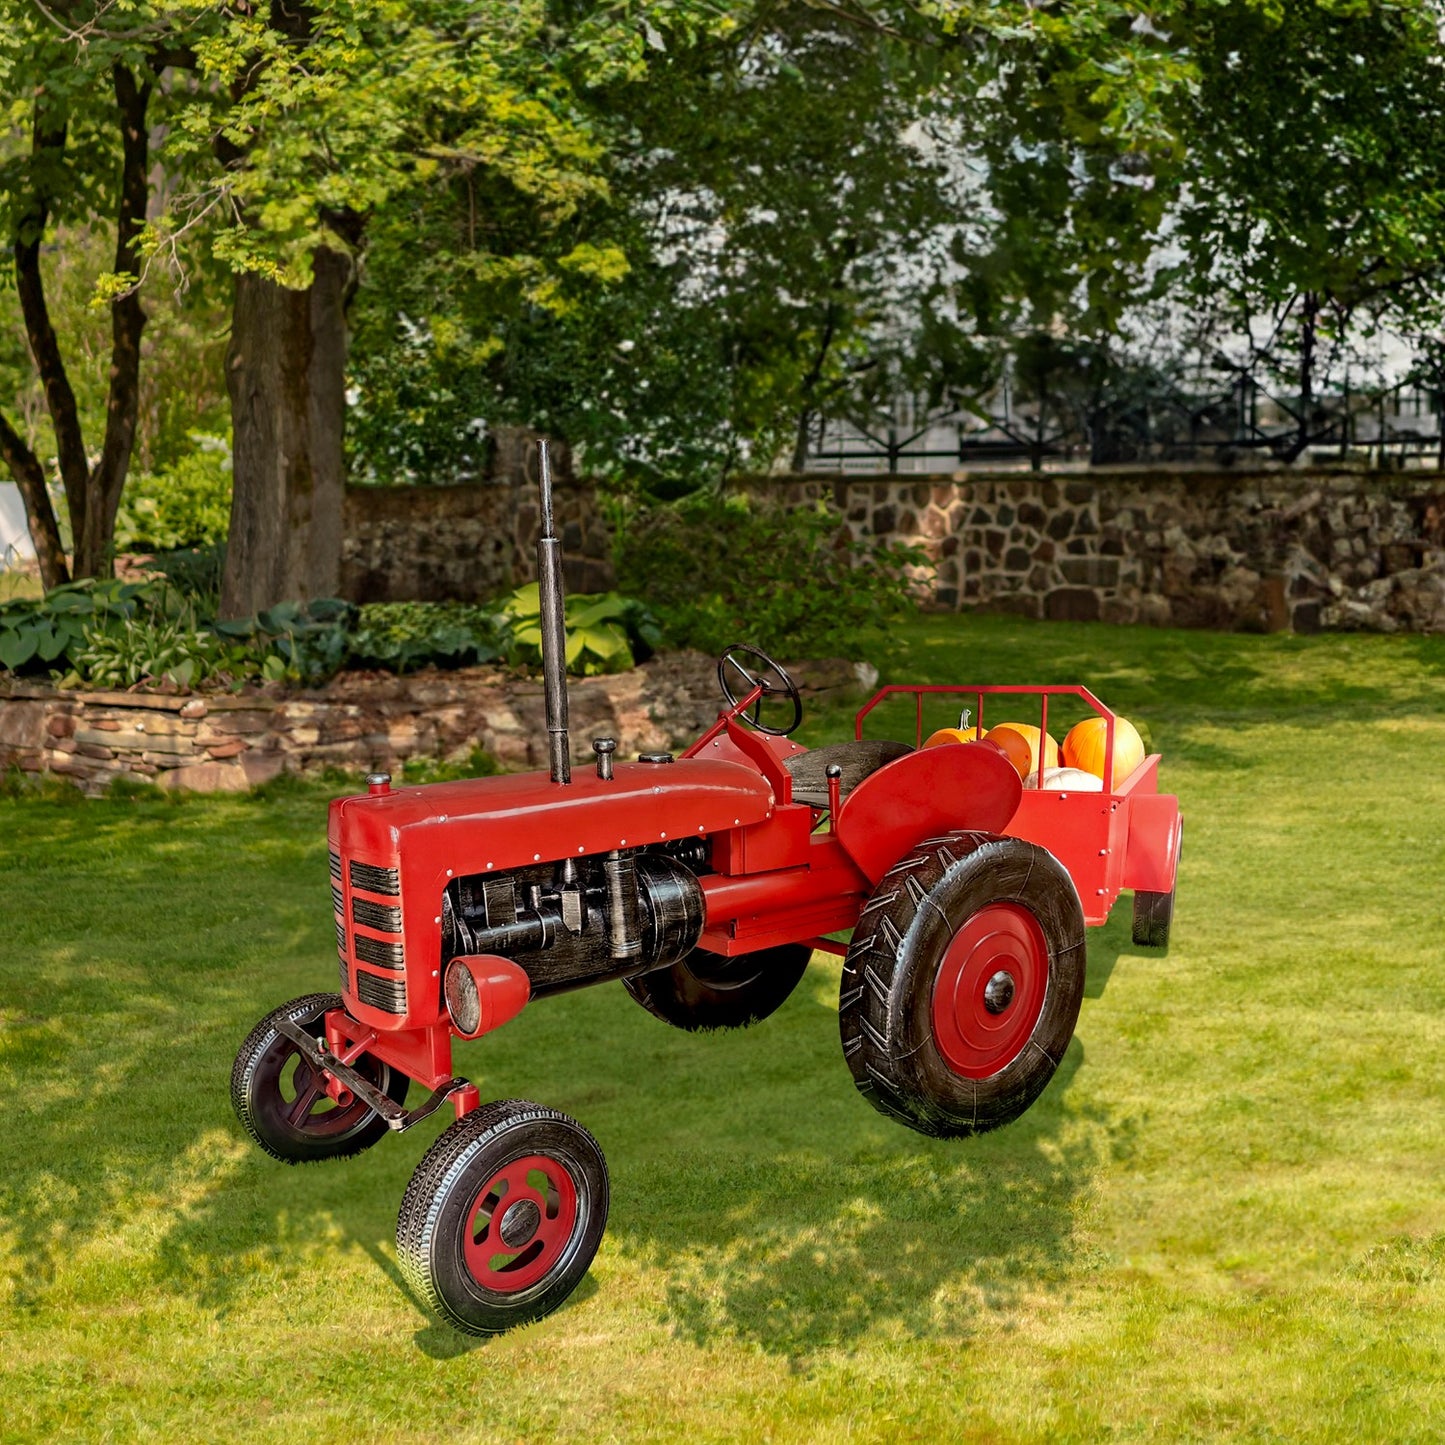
212, 599, 356, 686
114, 439, 233, 552
615, 494, 924, 661
497, 585, 662, 676
348, 602, 503, 674
0, 579, 155, 675
65, 610, 269, 690
0, 577, 660, 691
145, 545, 227, 612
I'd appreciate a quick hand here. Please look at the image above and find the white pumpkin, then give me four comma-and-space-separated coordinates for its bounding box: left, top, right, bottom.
1022, 765, 1104, 792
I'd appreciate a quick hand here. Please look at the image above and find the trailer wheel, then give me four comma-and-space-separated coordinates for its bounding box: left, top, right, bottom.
1132, 823, 1181, 949
231, 993, 409, 1164
1131, 887, 1175, 948
397, 1100, 608, 1336
839, 833, 1086, 1138
622, 943, 813, 1031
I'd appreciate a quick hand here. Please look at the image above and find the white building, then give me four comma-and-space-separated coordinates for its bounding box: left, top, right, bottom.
0, 481, 36, 564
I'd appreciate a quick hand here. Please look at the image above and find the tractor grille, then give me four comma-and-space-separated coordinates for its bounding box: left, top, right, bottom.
352, 898, 402, 933
334, 918, 346, 952
349, 860, 400, 896
355, 970, 407, 1014
328, 850, 342, 882
355, 934, 404, 970
338, 954, 350, 993
331, 883, 344, 914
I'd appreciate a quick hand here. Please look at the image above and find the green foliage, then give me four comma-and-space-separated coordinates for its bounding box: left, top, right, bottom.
348, 602, 503, 674
398, 746, 503, 786
211, 599, 357, 687
0, 579, 338, 689
113, 441, 233, 552
615, 495, 923, 661
497, 584, 662, 676
64, 610, 265, 691
0, 579, 156, 675
0, 577, 662, 690
144, 545, 228, 613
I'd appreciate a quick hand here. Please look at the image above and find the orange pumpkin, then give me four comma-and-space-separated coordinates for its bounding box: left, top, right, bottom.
1062, 715, 1145, 789
986, 723, 1058, 779
923, 725, 985, 748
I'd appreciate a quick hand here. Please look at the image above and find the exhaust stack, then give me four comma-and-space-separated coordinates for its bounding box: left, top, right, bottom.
536, 439, 571, 784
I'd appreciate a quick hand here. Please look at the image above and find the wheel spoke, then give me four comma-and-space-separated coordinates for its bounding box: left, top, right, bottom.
724, 655, 757, 696
286, 1074, 326, 1126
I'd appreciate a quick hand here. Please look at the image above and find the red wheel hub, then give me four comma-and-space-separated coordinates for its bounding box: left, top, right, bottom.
931, 903, 1049, 1079
463, 1154, 579, 1292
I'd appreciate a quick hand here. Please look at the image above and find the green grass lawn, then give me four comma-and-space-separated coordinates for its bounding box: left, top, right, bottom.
2, 613, 1443, 1443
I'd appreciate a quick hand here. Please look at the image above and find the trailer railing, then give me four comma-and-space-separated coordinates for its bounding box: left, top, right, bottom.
855, 683, 1118, 794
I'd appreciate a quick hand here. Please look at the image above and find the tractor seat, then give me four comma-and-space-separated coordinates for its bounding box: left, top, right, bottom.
783, 739, 914, 808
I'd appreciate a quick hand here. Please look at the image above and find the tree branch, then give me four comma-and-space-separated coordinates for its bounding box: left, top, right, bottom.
0, 408, 69, 588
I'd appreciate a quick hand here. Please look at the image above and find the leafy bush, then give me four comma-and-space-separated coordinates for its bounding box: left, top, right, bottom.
497, 585, 662, 676
0, 580, 154, 674
348, 602, 502, 674
64, 612, 271, 690
0, 575, 660, 692
212, 599, 356, 686
0, 579, 327, 689
113, 440, 233, 552
145, 545, 227, 611
615, 495, 924, 660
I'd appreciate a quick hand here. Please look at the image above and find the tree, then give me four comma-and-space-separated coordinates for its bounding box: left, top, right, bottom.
157, 0, 743, 614
344, 1, 1201, 494
0, 2, 206, 586
1172, 0, 1445, 459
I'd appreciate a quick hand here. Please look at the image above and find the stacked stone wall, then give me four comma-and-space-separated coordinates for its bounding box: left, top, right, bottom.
736, 468, 1445, 633
340, 477, 613, 606
0, 656, 862, 795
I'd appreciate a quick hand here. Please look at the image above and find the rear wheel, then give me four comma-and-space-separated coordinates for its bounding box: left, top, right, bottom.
1132, 822, 1181, 949
839, 832, 1086, 1137
397, 1100, 609, 1336
231, 993, 409, 1163
622, 943, 813, 1031
1132, 886, 1175, 948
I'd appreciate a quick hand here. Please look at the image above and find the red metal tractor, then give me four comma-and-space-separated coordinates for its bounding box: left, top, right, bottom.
231, 447, 1182, 1336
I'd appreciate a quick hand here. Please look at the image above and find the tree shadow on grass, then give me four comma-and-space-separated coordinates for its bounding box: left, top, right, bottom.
605, 1035, 1121, 1359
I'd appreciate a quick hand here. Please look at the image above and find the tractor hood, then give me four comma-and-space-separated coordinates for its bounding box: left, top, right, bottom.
329, 757, 776, 877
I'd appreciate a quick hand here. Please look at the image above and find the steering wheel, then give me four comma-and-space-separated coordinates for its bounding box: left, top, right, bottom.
716, 644, 803, 737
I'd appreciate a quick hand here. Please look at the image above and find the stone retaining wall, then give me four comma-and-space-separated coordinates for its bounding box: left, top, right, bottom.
0, 656, 862, 795
340, 478, 613, 606
739, 468, 1445, 633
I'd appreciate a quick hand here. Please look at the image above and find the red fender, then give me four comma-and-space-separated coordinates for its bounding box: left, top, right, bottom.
835, 741, 1022, 885
1123, 793, 1182, 894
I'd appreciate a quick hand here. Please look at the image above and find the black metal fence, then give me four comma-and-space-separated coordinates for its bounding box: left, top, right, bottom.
807, 374, 1445, 474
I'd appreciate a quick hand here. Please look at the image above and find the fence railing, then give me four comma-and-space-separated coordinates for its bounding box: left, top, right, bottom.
806, 376, 1445, 474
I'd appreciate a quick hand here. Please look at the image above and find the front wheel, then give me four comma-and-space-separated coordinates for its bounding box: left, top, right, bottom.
397, 1101, 609, 1336
231, 993, 409, 1164
839, 833, 1086, 1137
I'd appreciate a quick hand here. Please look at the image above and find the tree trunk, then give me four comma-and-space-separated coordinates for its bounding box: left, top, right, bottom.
1282, 290, 1319, 464
73, 64, 153, 579
9, 67, 153, 583
221, 247, 350, 619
